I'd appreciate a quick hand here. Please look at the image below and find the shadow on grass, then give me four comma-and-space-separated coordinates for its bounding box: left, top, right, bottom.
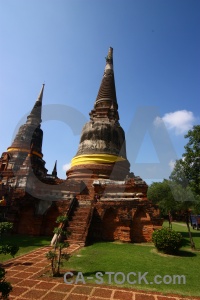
82, 271, 105, 277
175, 250, 196, 257
1, 234, 51, 248
175, 230, 200, 250
152, 248, 197, 257
181, 231, 200, 238
181, 238, 191, 247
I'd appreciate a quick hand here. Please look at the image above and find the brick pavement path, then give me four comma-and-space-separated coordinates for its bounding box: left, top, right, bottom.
2, 245, 200, 300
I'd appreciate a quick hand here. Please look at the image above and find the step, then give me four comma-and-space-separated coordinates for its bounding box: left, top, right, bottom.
68, 221, 86, 226
76, 206, 91, 209
71, 217, 88, 222
72, 212, 90, 217
71, 214, 89, 219
70, 233, 84, 239
71, 211, 90, 217
72, 211, 90, 217
68, 230, 85, 235
68, 225, 86, 232
66, 239, 85, 246
68, 226, 85, 231
64, 204, 93, 246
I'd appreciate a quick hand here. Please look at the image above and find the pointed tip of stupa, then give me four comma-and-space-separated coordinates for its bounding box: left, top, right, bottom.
107, 47, 113, 59
36, 83, 45, 103
52, 160, 57, 177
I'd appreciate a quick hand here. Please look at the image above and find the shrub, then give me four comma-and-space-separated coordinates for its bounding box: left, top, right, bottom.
152, 227, 182, 254
0, 222, 19, 299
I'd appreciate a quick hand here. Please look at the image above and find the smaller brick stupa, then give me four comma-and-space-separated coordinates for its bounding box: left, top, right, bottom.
4, 84, 47, 180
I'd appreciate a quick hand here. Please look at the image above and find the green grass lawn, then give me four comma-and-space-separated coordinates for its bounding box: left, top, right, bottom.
64, 222, 200, 297
0, 234, 51, 262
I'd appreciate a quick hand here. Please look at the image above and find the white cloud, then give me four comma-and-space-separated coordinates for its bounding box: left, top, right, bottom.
169, 160, 175, 171
155, 110, 195, 135
154, 116, 163, 126
62, 162, 71, 171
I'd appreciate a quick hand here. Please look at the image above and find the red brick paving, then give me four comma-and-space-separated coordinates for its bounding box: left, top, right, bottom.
42, 291, 67, 300
52, 283, 74, 292
14, 271, 34, 279
157, 297, 179, 300
10, 286, 29, 297
90, 298, 111, 300
92, 288, 113, 298
135, 294, 155, 300
113, 290, 133, 300
2, 245, 200, 300
34, 281, 58, 290
66, 295, 89, 300
19, 279, 40, 287
72, 285, 93, 295
22, 288, 48, 299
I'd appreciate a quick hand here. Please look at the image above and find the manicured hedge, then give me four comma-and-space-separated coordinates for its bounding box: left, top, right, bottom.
152, 227, 182, 254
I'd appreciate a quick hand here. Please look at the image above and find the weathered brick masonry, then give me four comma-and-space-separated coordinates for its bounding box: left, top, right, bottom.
0, 47, 163, 243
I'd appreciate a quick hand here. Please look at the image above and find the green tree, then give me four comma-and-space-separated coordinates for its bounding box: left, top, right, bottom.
148, 180, 196, 249
169, 183, 196, 250
147, 179, 177, 227
169, 159, 188, 188
0, 222, 19, 299
169, 125, 200, 249
170, 125, 200, 196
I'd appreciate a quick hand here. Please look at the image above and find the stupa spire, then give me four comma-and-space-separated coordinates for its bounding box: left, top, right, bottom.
26, 83, 45, 125
104, 47, 113, 70
52, 160, 57, 178
95, 47, 117, 107
7, 85, 45, 160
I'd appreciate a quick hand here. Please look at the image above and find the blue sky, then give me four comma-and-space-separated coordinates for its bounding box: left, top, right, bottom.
0, 0, 199, 183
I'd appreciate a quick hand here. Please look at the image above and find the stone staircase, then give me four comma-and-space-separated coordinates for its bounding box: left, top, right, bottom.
66, 202, 93, 246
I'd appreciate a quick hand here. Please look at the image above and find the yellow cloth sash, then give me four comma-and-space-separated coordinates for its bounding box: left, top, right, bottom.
71, 154, 125, 167
7, 147, 43, 158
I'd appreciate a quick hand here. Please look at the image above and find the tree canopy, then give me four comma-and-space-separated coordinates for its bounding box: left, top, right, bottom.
170, 125, 200, 196
148, 125, 200, 215
147, 179, 177, 216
